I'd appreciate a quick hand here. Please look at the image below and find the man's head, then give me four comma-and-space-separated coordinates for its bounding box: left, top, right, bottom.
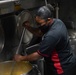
35, 4, 54, 26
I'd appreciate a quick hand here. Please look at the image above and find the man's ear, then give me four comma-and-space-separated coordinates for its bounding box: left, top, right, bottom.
47, 18, 52, 23
46, 18, 52, 25
47, 18, 51, 21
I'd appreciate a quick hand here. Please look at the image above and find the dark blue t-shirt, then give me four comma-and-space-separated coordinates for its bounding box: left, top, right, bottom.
37, 19, 76, 75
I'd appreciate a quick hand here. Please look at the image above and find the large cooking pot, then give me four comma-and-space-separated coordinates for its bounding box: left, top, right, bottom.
16, 10, 34, 45
0, 14, 17, 61
0, 61, 33, 75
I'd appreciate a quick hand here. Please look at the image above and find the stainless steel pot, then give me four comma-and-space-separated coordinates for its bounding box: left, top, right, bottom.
16, 10, 34, 45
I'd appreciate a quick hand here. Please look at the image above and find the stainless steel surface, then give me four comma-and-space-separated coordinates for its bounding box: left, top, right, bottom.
25, 44, 40, 55
0, 61, 32, 75
68, 29, 76, 39
0, 21, 4, 53
68, 29, 76, 55
0, 14, 17, 61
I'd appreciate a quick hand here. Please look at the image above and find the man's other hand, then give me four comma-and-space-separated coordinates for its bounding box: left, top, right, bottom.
22, 21, 30, 27
14, 54, 24, 62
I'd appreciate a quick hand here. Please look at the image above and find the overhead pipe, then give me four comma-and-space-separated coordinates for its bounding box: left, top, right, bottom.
0, 0, 18, 4
45, 0, 48, 6
55, 3, 59, 19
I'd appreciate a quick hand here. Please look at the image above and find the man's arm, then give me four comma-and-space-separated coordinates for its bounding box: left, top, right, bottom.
14, 52, 42, 62
23, 21, 43, 37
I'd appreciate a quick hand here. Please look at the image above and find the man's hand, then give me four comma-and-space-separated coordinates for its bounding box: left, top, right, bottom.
22, 21, 30, 27
14, 54, 24, 62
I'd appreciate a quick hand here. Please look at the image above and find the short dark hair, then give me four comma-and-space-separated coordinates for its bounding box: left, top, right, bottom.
36, 4, 54, 20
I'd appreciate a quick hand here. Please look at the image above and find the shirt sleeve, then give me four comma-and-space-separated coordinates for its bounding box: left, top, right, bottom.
37, 35, 59, 57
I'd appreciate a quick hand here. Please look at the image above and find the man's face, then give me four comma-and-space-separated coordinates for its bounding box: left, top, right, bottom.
35, 16, 52, 34
35, 16, 47, 26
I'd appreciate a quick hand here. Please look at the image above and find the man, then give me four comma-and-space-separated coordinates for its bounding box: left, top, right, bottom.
14, 4, 76, 75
